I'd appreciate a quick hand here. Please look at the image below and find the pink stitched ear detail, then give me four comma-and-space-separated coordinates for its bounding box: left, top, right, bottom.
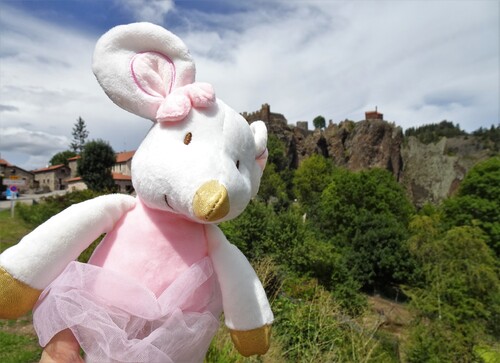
131, 52, 175, 99
130, 51, 215, 123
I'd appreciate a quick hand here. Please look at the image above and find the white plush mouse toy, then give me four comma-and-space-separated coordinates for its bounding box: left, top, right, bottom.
0, 23, 273, 362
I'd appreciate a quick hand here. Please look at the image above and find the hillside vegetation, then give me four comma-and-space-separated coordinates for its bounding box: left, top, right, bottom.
1, 122, 499, 362
405, 121, 499, 150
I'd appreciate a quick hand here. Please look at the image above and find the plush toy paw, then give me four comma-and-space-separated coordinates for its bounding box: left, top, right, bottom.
0, 266, 41, 319
229, 325, 272, 357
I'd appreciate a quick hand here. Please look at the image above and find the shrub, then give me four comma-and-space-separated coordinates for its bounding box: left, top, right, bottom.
206, 258, 396, 362
16, 190, 104, 227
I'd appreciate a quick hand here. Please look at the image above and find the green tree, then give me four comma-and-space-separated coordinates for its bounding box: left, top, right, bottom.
320, 168, 414, 238
404, 120, 466, 144
319, 168, 415, 290
258, 163, 289, 208
293, 154, 334, 217
220, 200, 272, 259
77, 139, 116, 192
443, 157, 500, 255
70, 116, 89, 154
313, 115, 326, 129
49, 150, 77, 166
267, 134, 289, 172
473, 124, 500, 151
257, 134, 293, 209
405, 214, 500, 360
405, 319, 479, 363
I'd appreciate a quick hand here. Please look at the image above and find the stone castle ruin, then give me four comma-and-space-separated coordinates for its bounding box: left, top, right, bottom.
241, 104, 494, 207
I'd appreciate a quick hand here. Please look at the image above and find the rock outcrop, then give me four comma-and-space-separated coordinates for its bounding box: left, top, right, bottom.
400, 136, 493, 207
242, 104, 496, 206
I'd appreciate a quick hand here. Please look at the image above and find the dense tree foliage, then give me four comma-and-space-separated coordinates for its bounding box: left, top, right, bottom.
442, 156, 500, 255
404, 120, 466, 144
473, 124, 500, 151
318, 168, 415, 292
293, 154, 334, 217
77, 139, 116, 192
15, 128, 500, 361
406, 214, 500, 361
266, 133, 289, 172
257, 135, 295, 210
49, 150, 77, 166
258, 163, 289, 208
313, 115, 326, 129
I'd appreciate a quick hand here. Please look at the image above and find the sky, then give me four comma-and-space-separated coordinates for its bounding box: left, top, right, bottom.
0, 0, 498, 171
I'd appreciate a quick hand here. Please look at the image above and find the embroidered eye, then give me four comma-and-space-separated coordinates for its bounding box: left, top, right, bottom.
236, 160, 240, 169
184, 132, 192, 145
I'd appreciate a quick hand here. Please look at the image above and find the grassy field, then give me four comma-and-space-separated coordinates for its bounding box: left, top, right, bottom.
0, 209, 33, 253
0, 209, 42, 362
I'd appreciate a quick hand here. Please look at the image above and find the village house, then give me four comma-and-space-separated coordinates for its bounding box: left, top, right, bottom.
112, 150, 134, 176
67, 155, 81, 178
65, 155, 87, 191
32, 164, 71, 192
0, 158, 36, 194
65, 176, 87, 192
112, 172, 133, 193
65, 151, 135, 193
110, 151, 135, 193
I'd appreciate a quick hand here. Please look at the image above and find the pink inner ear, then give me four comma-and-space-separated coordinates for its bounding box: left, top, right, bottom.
131, 52, 175, 99
256, 148, 268, 171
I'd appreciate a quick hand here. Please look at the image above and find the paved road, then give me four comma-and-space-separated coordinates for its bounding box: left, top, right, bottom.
0, 190, 68, 211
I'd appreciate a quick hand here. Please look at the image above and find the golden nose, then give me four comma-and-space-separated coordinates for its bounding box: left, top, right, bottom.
193, 180, 230, 222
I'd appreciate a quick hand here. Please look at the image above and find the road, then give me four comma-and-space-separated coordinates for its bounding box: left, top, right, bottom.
0, 190, 69, 211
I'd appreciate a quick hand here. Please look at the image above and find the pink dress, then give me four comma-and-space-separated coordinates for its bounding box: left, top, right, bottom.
33, 199, 222, 363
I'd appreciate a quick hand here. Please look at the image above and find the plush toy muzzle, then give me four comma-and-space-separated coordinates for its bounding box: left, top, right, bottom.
193, 180, 230, 222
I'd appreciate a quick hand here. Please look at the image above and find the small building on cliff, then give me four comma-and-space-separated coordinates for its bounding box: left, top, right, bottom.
365, 107, 383, 120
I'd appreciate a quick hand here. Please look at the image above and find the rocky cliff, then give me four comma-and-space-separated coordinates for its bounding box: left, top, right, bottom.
400, 136, 493, 207
243, 104, 497, 207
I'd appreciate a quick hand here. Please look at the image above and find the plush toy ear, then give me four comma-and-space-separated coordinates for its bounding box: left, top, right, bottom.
250, 121, 268, 171
92, 22, 196, 121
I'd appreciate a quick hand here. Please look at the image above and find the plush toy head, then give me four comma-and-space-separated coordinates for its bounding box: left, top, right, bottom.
93, 22, 268, 223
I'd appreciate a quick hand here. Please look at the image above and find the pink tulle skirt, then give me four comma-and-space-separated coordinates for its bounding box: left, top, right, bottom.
33, 257, 222, 363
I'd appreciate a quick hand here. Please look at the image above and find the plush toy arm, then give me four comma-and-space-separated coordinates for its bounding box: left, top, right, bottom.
0, 194, 136, 319
205, 224, 273, 356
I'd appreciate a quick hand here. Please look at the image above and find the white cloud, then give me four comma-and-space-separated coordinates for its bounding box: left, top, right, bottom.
0, 0, 497, 171
179, 0, 498, 131
0, 127, 69, 169
114, 0, 175, 23
0, 127, 68, 153
0, 5, 151, 170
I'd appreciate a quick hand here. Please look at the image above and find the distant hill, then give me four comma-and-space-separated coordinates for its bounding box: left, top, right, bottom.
242, 104, 499, 207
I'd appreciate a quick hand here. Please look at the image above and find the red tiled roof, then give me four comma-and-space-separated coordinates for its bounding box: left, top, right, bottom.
32, 164, 68, 173
0, 159, 13, 167
115, 151, 135, 163
66, 176, 83, 183
67, 155, 81, 161
112, 172, 132, 181
67, 174, 131, 183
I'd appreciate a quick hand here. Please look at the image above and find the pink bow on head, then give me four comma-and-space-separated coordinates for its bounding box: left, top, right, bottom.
156, 82, 216, 123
